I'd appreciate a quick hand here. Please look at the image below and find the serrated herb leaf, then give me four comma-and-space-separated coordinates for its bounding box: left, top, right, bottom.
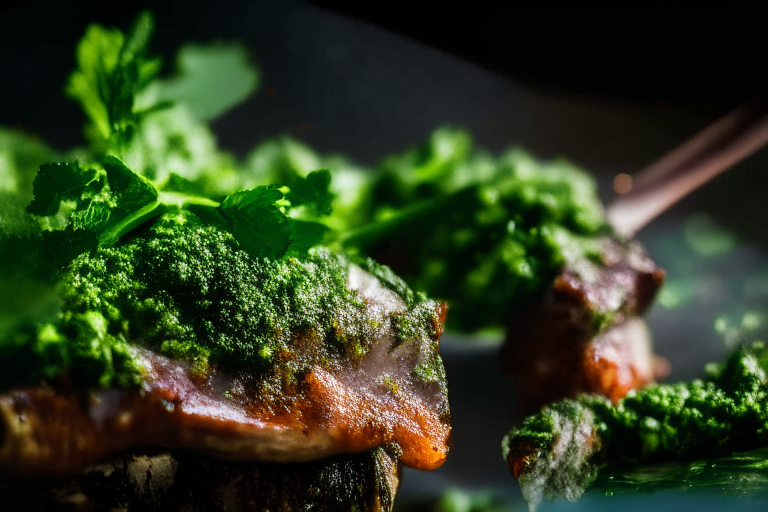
27, 162, 100, 217
218, 187, 294, 259
66, 10, 162, 152
27, 158, 162, 263
217, 171, 336, 260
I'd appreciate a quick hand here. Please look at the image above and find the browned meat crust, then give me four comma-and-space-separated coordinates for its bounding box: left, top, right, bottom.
500, 237, 669, 414
0, 347, 449, 476
0, 263, 450, 477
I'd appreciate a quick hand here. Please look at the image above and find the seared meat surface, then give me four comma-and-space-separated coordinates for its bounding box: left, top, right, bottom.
500, 236, 668, 414
0, 264, 450, 476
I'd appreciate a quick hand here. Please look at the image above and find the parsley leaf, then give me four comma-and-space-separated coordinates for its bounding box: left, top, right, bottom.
66, 10, 162, 153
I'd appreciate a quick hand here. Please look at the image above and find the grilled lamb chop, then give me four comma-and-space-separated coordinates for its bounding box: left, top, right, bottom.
499, 236, 668, 415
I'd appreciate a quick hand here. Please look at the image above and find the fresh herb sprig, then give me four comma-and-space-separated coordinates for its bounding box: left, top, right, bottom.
26, 155, 333, 265
0, 12, 337, 391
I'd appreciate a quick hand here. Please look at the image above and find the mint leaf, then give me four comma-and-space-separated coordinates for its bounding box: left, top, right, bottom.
152, 43, 259, 121
219, 187, 294, 259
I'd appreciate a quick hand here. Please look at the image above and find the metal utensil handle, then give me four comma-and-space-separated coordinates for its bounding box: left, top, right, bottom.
607, 95, 768, 237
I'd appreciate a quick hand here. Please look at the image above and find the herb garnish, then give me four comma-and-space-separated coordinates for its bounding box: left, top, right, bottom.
0, 12, 442, 391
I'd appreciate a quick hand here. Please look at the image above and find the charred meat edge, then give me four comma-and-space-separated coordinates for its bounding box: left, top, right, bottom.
500, 237, 668, 415
0, 264, 451, 476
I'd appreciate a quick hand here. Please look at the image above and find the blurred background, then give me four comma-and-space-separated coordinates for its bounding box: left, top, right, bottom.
2, 1, 768, 510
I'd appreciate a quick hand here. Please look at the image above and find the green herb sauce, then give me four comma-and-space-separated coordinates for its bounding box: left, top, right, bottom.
343, 134, 610, 333
0, 210, 442, 391
502, 341, 768, 508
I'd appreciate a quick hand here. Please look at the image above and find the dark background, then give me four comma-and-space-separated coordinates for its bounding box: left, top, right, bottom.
312, 2, 768, 109
3, 2, 768, 509
3, 1, 767, 153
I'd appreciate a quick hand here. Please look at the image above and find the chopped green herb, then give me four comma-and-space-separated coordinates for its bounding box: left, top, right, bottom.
0, 10, 442, 390
502, 340, 768, 509
340, 140, 609, 332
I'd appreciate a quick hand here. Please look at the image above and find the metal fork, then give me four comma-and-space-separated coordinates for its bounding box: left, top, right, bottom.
607, 94, 768, 237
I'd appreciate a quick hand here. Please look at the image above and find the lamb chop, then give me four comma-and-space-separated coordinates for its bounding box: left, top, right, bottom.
499, 236, 667, 414
341, 94, 768, 415
503, 340, 768, 510
0, 14, 452, 509
0, 158, 451, 510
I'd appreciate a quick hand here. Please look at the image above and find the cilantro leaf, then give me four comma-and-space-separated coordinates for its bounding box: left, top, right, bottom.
240, 137, 370, 231
216, 168, 336, 260
151, 43, 259, 121
27, 162, 100, 217
218, 187, 294, 259
27, 158, 163, 264
66, 10, 162, 152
